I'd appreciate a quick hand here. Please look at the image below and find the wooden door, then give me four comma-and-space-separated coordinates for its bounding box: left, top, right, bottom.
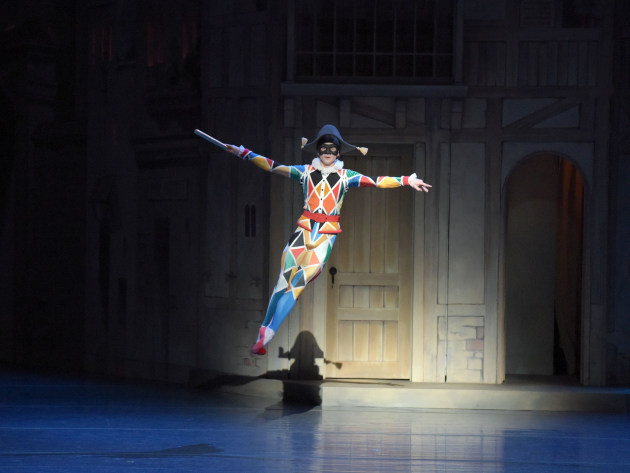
325, 147, 413, 379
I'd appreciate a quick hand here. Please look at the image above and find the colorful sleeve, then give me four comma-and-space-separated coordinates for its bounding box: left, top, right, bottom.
346, 169, 416, 189
238, 148, 304, 181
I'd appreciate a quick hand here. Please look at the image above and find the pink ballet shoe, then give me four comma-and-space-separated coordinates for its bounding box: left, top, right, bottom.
251, 327, 268, 355
250, 342, 266, 356
250, 326, 275, 356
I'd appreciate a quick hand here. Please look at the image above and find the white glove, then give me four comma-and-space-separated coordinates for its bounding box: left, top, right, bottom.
226, 144, 248, 159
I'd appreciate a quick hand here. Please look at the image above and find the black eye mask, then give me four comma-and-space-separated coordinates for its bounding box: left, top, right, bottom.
318, 144, 339, 155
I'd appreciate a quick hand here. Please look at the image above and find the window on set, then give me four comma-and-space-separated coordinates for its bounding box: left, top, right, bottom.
293, 0, 455, 83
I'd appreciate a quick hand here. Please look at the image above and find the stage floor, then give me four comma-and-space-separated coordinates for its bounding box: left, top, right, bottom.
1, 368, 629, 472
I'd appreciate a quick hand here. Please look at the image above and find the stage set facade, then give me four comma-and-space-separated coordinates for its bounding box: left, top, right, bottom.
1, 0, 630, 387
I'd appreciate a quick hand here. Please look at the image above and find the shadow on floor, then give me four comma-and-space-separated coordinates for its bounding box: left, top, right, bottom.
189, 331, 327, 406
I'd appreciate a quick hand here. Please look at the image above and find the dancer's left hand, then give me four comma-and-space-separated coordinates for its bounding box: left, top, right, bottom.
411, 177, 432, 192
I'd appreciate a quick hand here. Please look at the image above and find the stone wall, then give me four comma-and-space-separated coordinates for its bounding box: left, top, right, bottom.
438, 316, 485, 383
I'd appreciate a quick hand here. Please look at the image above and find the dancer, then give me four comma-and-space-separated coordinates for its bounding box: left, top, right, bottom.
222, 124, 431, 355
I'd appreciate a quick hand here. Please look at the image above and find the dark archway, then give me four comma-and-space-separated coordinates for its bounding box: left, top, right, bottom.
504, 154, 584, 379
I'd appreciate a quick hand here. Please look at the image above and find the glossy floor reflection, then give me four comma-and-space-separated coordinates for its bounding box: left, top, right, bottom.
1, 369, 629, 472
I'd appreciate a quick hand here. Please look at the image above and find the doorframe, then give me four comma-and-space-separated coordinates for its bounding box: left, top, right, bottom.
498, 142, 605, 386
411, 142, 427, 382
321, 143, 417, 379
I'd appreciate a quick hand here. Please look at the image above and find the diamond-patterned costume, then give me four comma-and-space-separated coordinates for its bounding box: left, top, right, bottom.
237, 148, 417, 355
246, 151, 413, 234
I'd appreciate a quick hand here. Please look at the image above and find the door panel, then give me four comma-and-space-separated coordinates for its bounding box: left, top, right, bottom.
326, 148, 413, 379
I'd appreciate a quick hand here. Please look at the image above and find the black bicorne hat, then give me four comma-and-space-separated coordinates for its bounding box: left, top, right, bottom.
301, 124, 368, 156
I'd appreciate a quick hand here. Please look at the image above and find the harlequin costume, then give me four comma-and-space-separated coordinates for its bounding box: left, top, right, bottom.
228, 125, 425, 355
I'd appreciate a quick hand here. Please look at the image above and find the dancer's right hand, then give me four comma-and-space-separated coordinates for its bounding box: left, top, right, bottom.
225, 144, 247, 158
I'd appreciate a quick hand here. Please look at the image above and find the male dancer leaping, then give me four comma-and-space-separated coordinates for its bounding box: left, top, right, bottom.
223, 124, 431, 355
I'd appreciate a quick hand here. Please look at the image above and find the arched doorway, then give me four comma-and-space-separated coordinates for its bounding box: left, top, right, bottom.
504, 154, 584, 380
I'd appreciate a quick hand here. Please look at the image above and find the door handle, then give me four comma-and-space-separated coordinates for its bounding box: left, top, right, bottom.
329, 267, 337, 287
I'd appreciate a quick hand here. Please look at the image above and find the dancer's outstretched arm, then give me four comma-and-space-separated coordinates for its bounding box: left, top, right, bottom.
225, 144, 305, 181
346, 170, 431, 192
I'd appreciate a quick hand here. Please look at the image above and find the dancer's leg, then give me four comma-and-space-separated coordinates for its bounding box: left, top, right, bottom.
251, 267, 310, 355
259, 230, 303, 327
267, 270, 306, 334
251, 229, 336, 355
251, 230, 304, 355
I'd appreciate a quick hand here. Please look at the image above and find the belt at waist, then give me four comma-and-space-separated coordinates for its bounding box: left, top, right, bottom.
302, 211, 340, 223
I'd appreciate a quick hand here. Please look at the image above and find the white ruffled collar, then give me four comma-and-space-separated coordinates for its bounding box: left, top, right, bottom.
311, 157, 344, 176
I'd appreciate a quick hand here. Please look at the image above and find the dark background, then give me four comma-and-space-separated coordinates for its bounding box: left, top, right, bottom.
1, 0, 629, 385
